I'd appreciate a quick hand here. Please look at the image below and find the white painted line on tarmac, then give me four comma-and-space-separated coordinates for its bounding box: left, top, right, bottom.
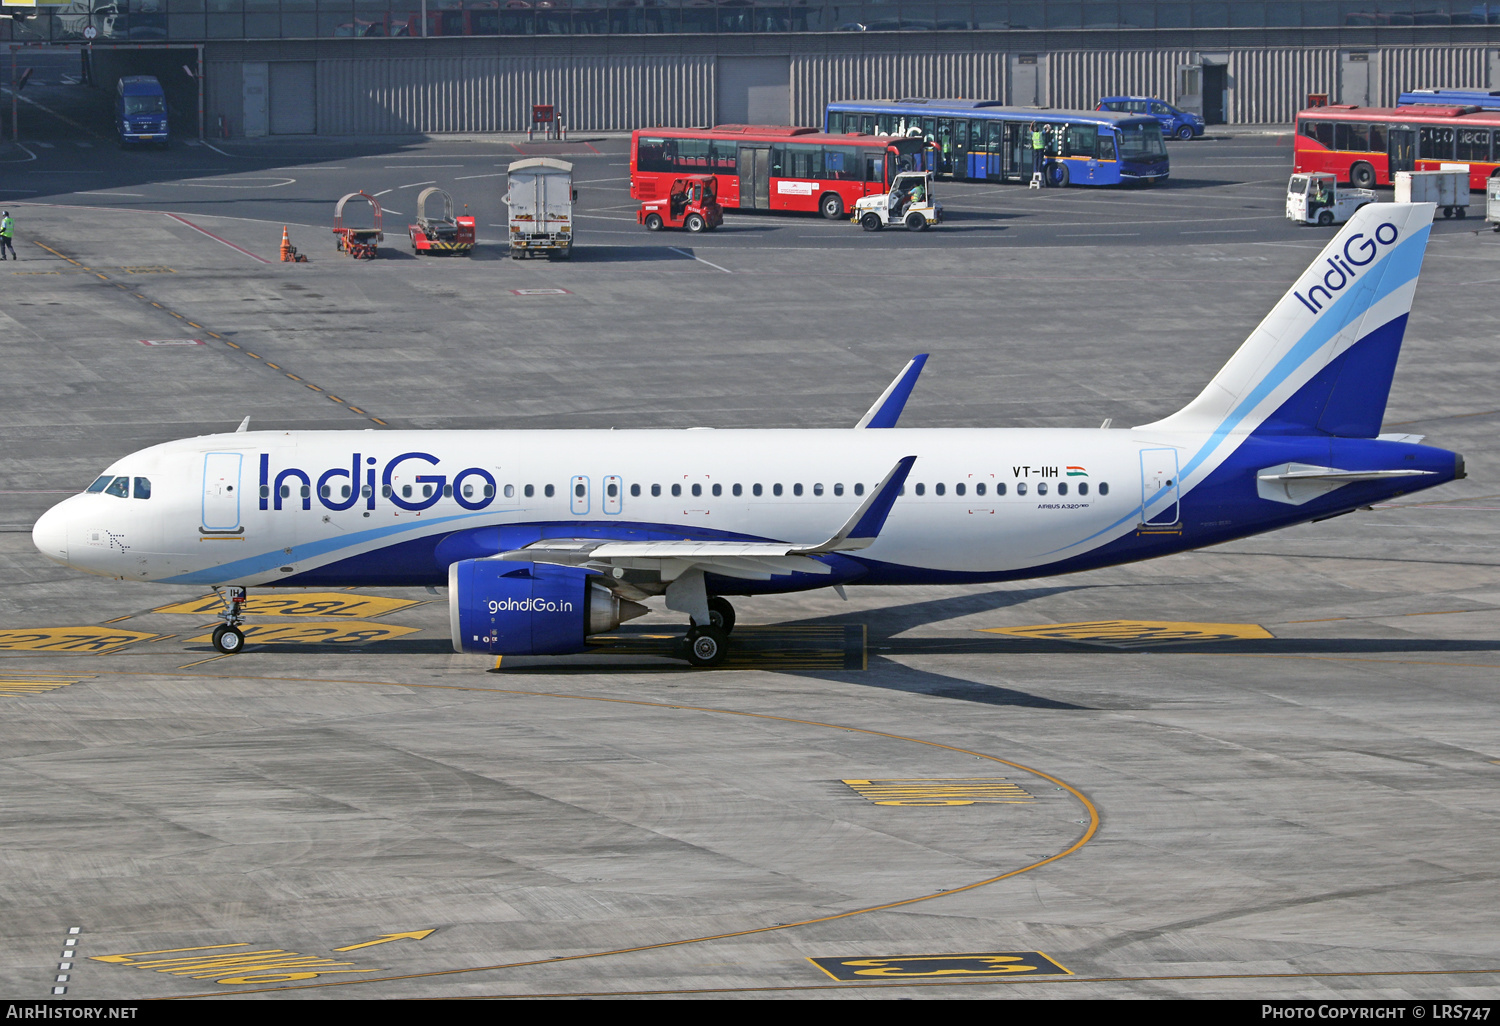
1060, 232, 1141, 237
382, 208, 404, 216
398, 180, 437, 189
0, 143, 37, 164
455, 172, 506, 181
373, 189, 393, 197
382, 164, 462, 169
197, 140, 244, 159
1181, 228, 1256, 234
84, 191, 146, 198
177, 177, 296, 190
162, 212, 272, 264
669, 247, 732, 273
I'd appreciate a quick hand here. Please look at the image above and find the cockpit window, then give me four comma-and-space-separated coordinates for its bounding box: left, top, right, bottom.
104, 476, 130, 498
133, 477, 152, 499
86, 476, 112, 493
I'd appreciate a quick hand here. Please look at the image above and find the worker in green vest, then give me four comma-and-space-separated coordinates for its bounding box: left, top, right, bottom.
1030, 123, 1046, 179
0, 210, 15, 261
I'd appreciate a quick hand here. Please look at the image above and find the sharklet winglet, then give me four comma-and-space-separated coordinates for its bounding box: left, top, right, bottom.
855, 355, 928, 429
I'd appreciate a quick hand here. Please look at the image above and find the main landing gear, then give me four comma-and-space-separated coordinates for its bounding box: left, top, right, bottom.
210, 585, 247, 654
685, 597, 736, 668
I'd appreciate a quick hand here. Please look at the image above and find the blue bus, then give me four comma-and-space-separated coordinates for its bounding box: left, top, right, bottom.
1398, 89, 1500, 110
824, 99, 1169, 187
116, 76, 169, 148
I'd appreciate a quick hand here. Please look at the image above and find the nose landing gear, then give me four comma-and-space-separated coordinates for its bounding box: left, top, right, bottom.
210, 586, 248, 654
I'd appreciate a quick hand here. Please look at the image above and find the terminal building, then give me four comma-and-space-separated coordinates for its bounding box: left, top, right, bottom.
3, 1, 1499, 136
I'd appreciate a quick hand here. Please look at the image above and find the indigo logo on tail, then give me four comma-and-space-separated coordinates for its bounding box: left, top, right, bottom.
1293, 222, 1399, 315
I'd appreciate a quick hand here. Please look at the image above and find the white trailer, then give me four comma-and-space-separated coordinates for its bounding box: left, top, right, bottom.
1487, 177, 1500, 232
504, 157, 575, 259
1393, 170, 1471, 219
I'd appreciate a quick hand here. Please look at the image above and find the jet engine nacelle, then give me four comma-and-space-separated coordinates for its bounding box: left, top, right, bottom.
449, 559, 647, 655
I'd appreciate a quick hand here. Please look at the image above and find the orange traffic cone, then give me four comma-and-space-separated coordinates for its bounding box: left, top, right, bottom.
280, 226, 293, 262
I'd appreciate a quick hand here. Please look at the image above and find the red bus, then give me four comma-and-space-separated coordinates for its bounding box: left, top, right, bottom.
630, 126, 930, 220
1295, 103, 1500, 190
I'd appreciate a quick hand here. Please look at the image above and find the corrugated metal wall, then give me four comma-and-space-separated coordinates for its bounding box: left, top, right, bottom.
305, 56, 713, 135
205, 43, 1500, 137
790, 52, 1006, 125
1048, 50, 1194, 112
1226, 48, 1338, 123
1378, 47, 1491, 106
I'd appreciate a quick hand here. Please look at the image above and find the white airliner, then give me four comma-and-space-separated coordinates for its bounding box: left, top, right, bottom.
31, 204, 1463, 666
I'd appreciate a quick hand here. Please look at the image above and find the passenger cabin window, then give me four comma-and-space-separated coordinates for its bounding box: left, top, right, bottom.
1099, 482, 1109, 496
1058, 482, 1068, 496
793, 483, 803, 496
1457, 128, 1491, 161
382, 485, 393, 498
691, 484, 701, 497
712, 483, 722, 497
935, 483, 945, 496
544, 484, 555, 498
1017, 482, 1028, 496
733, 483, 742, 496
753, 484, 763, 496
1079, 482, 1089, 495
505, 484, 516, 498
854, 483, 864, 496
773, 484, 783, 496
104, 476, 130, 498
525, 484, 535, 498
1037, 482, 1048, 495
575, 482, 586, 498
955, 482, 965, 496
652, 484, 661, 497
975, 482, 986, 496
833, 483, 843, 496
996, 482, 1006, 495
914, 483, 925, 496
813, 483, 824, 496
1301, 119, 1334, 149
607, 482, 618, 498
630, 484, 641, 497
133, 477, 151, 499
672, 484, 682, 497
1419, 126, 1455, 160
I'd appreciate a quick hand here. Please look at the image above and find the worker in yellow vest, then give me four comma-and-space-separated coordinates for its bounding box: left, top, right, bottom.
1030, 123, 1046, 179
0, 211, 15, 261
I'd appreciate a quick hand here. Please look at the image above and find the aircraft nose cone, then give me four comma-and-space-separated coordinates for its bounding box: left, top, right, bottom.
32, 503, 69, 566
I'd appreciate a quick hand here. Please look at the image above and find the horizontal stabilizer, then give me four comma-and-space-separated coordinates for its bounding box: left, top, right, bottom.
1256, 462, 1435, 505
856, 355, 928, 429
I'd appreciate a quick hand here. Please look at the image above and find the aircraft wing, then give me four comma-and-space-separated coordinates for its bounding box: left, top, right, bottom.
497, 456, 916, 581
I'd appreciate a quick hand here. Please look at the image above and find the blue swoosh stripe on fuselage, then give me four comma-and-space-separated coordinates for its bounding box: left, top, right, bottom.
159, 509, 513, 584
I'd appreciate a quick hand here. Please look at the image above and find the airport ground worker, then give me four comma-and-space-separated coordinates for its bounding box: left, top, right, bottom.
0, 211, 15, 260
1030, 123, 1045, 178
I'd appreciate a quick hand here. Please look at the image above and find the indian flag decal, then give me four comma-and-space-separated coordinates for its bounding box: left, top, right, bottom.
1066, 466, 1088, 477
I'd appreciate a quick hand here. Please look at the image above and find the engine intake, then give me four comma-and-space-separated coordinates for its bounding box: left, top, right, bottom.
449, 559, 647, 654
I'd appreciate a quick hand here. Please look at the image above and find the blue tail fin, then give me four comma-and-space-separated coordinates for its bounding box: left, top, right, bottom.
1138, 202, 1435, 439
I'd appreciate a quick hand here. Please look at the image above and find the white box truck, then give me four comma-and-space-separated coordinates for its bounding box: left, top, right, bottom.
1393, 170, 1471, 219
504, 157, 575, 259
